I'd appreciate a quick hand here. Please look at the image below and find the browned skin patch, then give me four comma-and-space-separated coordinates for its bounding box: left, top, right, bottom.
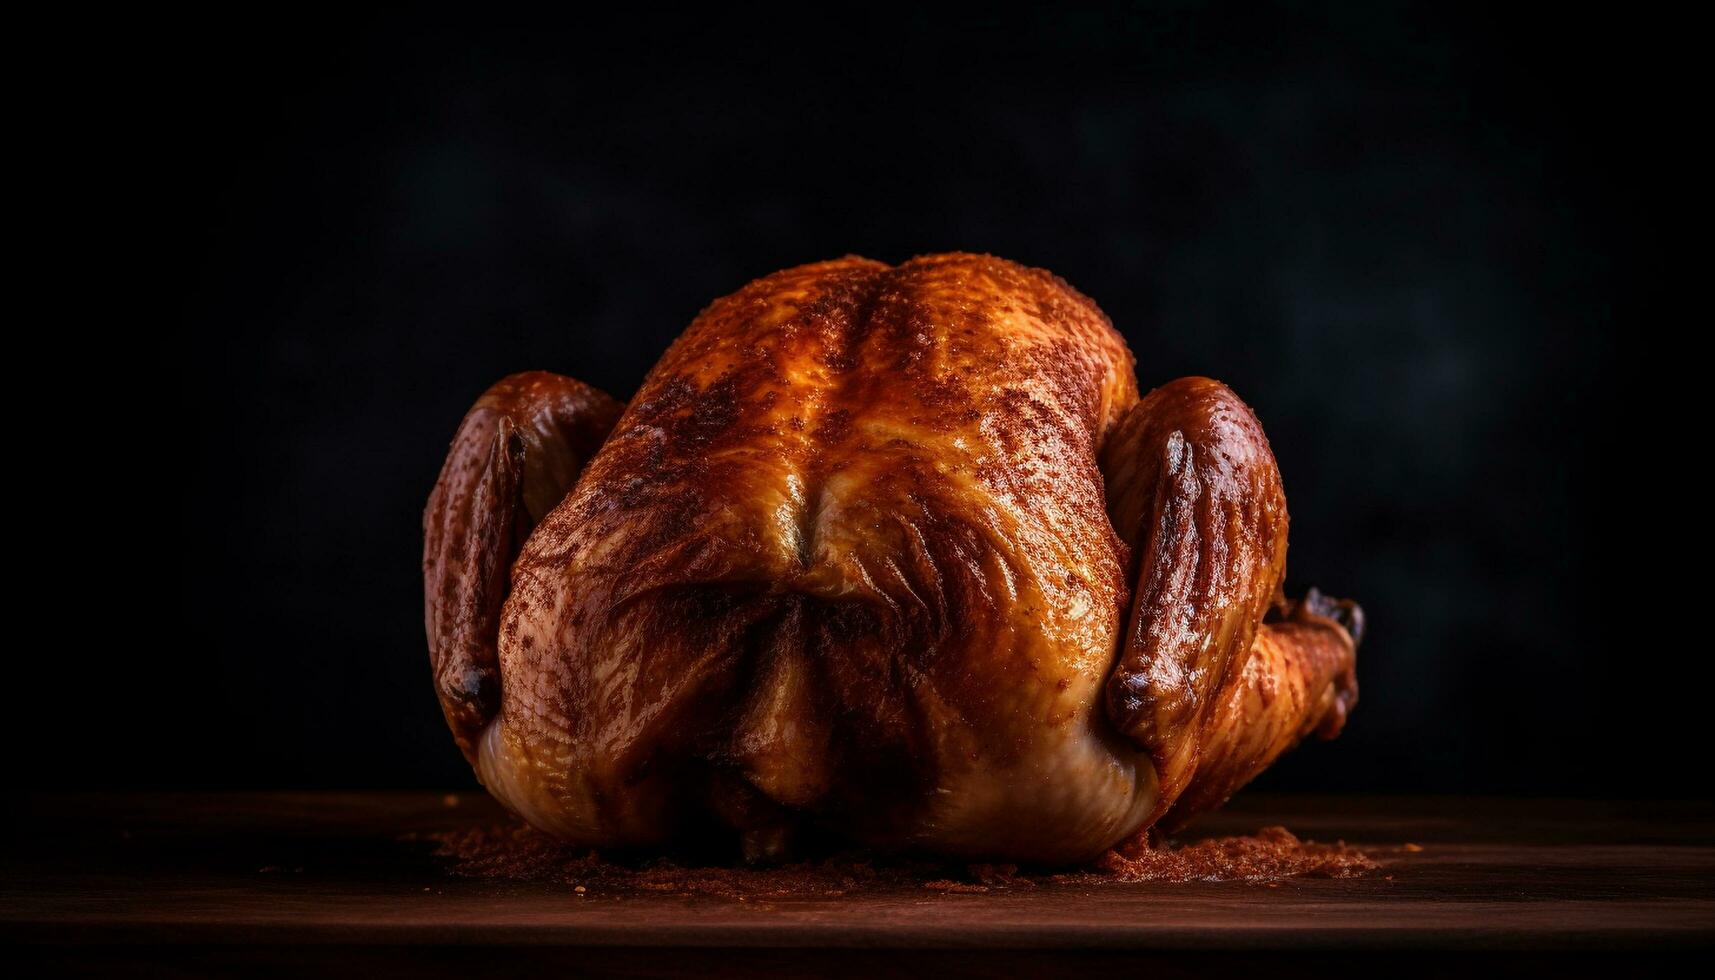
422, 253, 1361, 863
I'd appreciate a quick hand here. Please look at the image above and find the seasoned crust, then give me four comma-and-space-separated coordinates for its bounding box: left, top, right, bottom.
491, 254, 1151, 858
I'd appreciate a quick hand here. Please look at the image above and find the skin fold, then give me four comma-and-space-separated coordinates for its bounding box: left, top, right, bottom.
422, 253, 1361, 863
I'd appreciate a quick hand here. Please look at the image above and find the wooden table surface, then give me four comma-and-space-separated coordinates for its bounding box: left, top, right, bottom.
6, 793, 1712, 975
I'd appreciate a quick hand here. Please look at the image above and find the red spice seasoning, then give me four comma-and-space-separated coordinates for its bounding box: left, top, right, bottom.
1072, 825, 1377, 884
422, 820, 1376, 899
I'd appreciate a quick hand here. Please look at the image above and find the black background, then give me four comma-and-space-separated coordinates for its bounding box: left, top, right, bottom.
38, 3, 1696, 799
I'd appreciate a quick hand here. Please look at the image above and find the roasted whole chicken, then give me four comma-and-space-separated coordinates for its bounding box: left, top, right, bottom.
424, 253, 1361, 863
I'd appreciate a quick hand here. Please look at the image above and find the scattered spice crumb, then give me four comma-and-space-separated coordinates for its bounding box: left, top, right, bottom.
967, 863, 1031, 887
923, 879, 990, 893
416, 820, 1377, 899
1064, 826, 1377, 884
1402, 842, 1424, 852
442, 794, 461, 808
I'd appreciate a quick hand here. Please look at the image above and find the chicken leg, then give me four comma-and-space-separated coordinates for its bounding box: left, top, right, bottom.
422, 371, 622, 762
1101, 376, 1360, 828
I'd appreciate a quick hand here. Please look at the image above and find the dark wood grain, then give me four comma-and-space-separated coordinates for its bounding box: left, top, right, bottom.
5, 793, 1711, 975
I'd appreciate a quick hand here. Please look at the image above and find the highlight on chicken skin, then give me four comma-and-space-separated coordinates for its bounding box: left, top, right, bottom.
423, 253, 1361, 864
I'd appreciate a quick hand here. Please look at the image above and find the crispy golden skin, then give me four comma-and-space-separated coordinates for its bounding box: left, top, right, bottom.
423, 253, 1360, 862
